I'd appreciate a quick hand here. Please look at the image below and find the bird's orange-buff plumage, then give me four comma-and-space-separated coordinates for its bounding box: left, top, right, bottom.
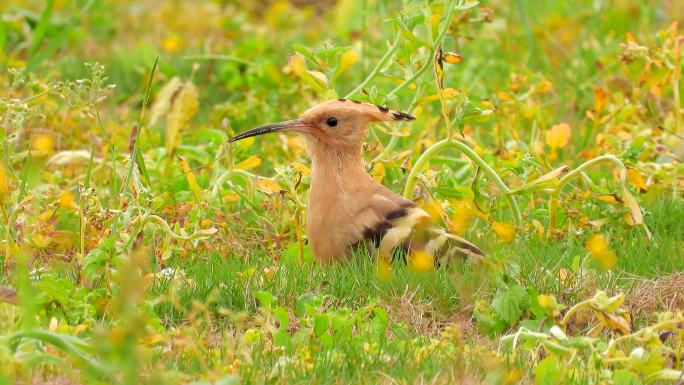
229, 99, 483, 265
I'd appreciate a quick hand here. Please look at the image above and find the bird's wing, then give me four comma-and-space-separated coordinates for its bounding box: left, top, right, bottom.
347, 182, 484, 264
347, 191, 415, 250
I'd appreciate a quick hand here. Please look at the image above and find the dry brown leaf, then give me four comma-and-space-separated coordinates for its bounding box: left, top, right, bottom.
165, 81, 199, 157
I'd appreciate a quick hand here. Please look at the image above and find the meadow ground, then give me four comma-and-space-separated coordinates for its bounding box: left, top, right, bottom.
1, 1, 683, 384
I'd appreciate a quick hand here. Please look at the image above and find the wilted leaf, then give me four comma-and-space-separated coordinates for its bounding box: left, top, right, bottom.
627, 167, 647, 193
597, 310, 631, 334
235, 155, 262, 171
531, 219, 544, 239
511, 166, 569, 192
442, 52, 463, 64
291, 162, 311, 175
0, 286, 18, 305
417, 88, 460, 104
433, 47, 444, 89
47, 150, 97, 167
150, 77, 183, 126
165, 81, 199, 157
257, 178, 283, 194
595, 193, 623, 204
369, 162, 385, 182
594, 88, 608, 114
622, 187, 643, 226
178, 156, 203, 201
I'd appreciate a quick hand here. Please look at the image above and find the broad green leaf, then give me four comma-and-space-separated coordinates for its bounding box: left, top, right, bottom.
254, 290, 274, 309
491, 284, 529, 325
313, 314, 329, 337
612, 370, 642, 385
535, 355, 562, 385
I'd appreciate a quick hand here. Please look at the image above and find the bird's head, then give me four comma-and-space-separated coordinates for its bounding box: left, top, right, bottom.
229, 99, 415, 152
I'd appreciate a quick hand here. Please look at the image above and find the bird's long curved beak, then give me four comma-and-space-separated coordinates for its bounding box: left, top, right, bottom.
228, 119, 312, 143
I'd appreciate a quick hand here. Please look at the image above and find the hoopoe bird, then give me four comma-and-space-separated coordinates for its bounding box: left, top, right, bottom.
229, 99, 484, 267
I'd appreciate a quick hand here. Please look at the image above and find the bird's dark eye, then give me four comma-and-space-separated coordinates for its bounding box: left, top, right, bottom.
325, 117, 338, 127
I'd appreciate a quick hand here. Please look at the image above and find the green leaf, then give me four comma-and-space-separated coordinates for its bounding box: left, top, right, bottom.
254, 290, 274, 309
28, 0, 55, 59
535, 355, 562, 385
295, 293, 323, 317
273, 307, 289, 331
628, 347, 664, 375
0, 19, 6, 56
215, 375, 241, 385
273, 330, 291, 348
135, 148, 150, 187
292, 44, 318, 65
613, 369, 643, 385
313, 314, 329, 337
491, 284, 530, 325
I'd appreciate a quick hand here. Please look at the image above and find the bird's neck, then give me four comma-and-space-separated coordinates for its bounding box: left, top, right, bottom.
308, 143, 368, 189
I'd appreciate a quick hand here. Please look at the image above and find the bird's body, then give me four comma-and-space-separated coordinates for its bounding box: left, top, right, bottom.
230, 99, 483, 266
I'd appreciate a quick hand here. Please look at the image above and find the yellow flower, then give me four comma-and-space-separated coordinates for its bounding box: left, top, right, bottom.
32, 134, 54, 154
0, 167, 9, 200
492, 222, 516, 243
409, 250, 434, 272
585, 234, 617, 270
545, 123, 571, 149
448, 200, 473, 236
58, 192, 74, 209
162, 34, 185, 53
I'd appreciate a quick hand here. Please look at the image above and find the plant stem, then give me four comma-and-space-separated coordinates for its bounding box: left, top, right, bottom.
129, 214, 217, 242
386, 60, 431, 100
548, 155, 625, 231
345, 32, 402, 99
603, 317, 684, 356
181, 54, 250, 66
402, 139, 522, 225
673, 37, 681, 135
119, 57, 158, 209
